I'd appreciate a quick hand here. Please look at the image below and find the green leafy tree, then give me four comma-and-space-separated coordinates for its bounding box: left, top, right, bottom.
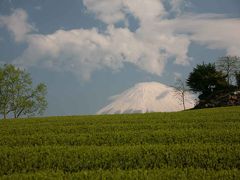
187, 63, 227, 99
0, 64, 47, 119
216, 56, 240, 85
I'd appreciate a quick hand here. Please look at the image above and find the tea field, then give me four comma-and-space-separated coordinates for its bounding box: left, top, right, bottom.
0, 107, 240, 179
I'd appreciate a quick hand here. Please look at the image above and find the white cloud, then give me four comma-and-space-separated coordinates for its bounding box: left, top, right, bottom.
83, 0, 126, 24
14, 26, 170, 80
159, 14, 240, 56
123, 0, 166, 25
1, 2, 240, 81
83, 0, 181, 24
0, 9, 35, 42
169, 0, 187, 15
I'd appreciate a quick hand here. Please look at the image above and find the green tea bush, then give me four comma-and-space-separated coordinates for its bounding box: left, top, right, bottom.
0, 106, 239, 178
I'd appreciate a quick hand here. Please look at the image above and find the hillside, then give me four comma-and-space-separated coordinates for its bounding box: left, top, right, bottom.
0, 107, 240, 179
97, 82, 195, 114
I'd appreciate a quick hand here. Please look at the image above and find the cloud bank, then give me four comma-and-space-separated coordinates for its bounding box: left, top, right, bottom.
0, 9, 35, 42
0, 1, 240, 80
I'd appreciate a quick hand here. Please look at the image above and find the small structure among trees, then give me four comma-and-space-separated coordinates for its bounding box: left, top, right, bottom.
0, 64, 47, 119
186, 56, 240, 109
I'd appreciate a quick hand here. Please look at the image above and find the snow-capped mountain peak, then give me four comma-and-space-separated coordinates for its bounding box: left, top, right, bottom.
97, 82, 195, 114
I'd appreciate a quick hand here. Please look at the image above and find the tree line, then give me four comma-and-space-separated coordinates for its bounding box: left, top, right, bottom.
175, 56, 240, 110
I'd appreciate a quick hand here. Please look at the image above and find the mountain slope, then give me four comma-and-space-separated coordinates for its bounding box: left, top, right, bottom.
97, 82, 195, 114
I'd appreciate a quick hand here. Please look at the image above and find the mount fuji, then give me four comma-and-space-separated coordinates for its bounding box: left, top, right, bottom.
97, 82, 196, 114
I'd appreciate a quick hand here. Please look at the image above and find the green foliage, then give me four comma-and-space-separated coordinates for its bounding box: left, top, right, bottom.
0, 144, 240, 175
0, 107, 239, 178
187, 63, 227, 98
2, 169, 240, 180
0, 64, 47, 119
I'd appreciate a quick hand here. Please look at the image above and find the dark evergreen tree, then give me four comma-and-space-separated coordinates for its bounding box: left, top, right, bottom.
187, 63, 227, 99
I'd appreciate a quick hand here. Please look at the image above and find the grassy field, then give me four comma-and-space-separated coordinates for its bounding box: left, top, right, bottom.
0, 106, 240, 179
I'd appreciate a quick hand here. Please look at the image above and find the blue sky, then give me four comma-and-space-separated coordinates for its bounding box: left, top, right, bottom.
0, 0, 240, 116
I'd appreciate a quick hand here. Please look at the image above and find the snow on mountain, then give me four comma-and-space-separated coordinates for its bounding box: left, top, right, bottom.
97, 82, 196, 114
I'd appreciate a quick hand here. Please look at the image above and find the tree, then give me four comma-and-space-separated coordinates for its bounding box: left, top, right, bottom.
173, 78, 189, 110
216, 56, 240, 85
0, 64, 47, 119
187, 63, 227, 99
